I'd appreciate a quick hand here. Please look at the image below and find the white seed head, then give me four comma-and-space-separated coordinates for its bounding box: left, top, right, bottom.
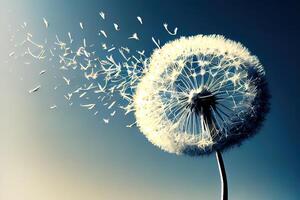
133, 35, 269, 156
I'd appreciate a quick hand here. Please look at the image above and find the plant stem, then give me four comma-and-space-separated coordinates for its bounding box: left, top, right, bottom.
216, 150, 228, 200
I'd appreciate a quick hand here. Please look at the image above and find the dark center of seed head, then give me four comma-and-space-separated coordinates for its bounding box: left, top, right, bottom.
190, 89, 217, 115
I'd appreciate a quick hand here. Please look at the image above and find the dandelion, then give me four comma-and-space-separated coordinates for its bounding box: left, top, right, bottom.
10, 13, 269, 199
133, 35, 270, 200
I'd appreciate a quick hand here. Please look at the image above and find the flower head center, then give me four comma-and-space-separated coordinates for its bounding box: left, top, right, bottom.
189, 89, 217, 115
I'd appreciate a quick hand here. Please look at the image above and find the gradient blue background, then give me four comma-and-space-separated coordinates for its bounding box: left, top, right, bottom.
1, 0, 299, 199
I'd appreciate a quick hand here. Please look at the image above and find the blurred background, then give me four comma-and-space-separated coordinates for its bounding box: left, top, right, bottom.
0, 0, 299, 199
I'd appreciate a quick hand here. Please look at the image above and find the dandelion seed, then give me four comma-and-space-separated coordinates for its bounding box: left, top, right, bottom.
94, 82, 106, 93
50, 105, 57, 109
108, 101, 116, 109
151, 37, 160, 48
79, 22, 84, 30
99, 11, 105, 19
9, 51, 15, 57
29, 85, 41, 93
64, 93, 72, 101
86, 83, 96, 91
102, 118, 109, 124
80, 103, 96, 110
43, 17, 49, 28
119, 48, 130, 61
39, 70, 46, 75
110, 110, 116, 116
79, 92, 87, 98
49, 49, 54, 56
137, 50, 145, 56
100, 30, 107, 38
83, 38, 87, 47
137, 16, 143, 24
126, 122, 136, 128
102, 43, 107, 50
68, 32, 73, 43
163, 23, 178, 35
62, 76, 70, 85
113, 23, 120, 31
107, 47, 116, 52
83, 49, 90, 57
121, 46, 130, 53
73, 87, 82, 93
128, 33, 139, 40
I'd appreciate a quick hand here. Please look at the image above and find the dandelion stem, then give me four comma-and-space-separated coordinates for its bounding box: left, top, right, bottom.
216, 150, 228, 200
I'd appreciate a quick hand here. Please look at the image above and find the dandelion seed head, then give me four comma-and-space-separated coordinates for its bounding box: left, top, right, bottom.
133, 35, 270, 156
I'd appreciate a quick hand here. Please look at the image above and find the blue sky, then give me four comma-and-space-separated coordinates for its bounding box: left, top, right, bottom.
0, 0, 299, 199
